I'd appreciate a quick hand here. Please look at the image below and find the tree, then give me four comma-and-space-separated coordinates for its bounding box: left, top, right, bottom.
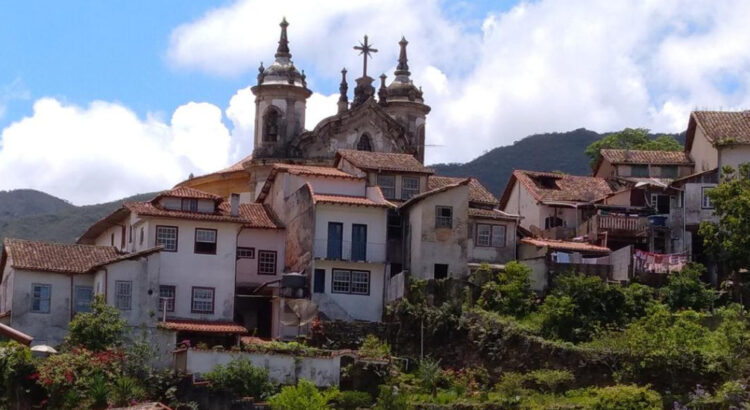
204, 358, 274, 400
476, 261, 535, 317
584, 128, 682, 168
65, 295, 126, 351
268, 379, 330, 410
661, 263, 716, 311
699, 164, 750, 279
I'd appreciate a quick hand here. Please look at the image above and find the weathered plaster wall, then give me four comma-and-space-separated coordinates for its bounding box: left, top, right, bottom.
99, 255, 160, 327
313, 203, 387, 263
181, 349, 341, 387
312, 260, 385, 322
719, 145, 750, 173
518, 244, 548, 292
467, 217, 516, 264
691, 126, 719, 172
407, 185, 469, 279
236, 228, 286, 287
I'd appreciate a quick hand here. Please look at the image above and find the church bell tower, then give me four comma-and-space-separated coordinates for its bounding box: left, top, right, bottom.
251, 18, 312, 159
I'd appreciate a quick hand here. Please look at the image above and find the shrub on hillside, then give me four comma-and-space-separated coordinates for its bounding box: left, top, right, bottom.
204, 357, 274, 400
590, 384, 662, 409
65, 295, 126, 351
267, 379, 331, 410
661, 263, 716, 311
477, 261, 536, 318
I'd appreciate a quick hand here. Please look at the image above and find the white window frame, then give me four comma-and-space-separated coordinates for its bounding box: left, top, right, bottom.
115, 281, 132, 311
331, 269, 351, 293
191, 287, 214, 314
159, 285, 175, 313
702, 187, 715, 209
258, 250, 277, 275
331, 269, 370, 295
181, 198, 198, 212
435, 206, 453, 228
194, 228, 217, 254
377, 175, 396, 199
401, 176, 420, 200
156, 226, 178, 252
74, 286, 93, 313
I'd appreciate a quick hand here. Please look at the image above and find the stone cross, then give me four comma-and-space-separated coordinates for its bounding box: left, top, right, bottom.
353, 35, 378, 78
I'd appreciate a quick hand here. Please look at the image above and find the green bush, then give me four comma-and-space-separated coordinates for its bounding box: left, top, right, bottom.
374, 384, 409, 410
590, 384, 661, 409
477, 261, 536, 317
526, 369, 575, 393
204, 358, 274, 400
65, 295, 126, 351
494, 372, 526, 397
268, 379, 330, 410
621, 282, 657, 320
359, 334, 391, 359
0, 341, 42, 407
110, 376, 146, 407
330, 390, 372, 409
417, 358, 442, 397
661, 263, 716, 311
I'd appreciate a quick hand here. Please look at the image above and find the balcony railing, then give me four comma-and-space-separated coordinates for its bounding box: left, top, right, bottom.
577, 214, 649, 237
313, 239, 386, 263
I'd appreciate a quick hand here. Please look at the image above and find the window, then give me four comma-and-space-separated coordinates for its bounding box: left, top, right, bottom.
661, 166, 678, 178
156, 226, 178, 252
129, 225, 133, 243
327, 222, 343, 259
545, 216, 563, 229
476, 224, 507, 247
435, 206, 453, 228
378, 175, 396, 199
74, 286, 93, 313
181, 198, 198, 212
702, 187, 714, 209
31, 284, 51, 313
258, 250, 277, 275
115, 281, 132, 310
191, 287, 214, 314
331, 269, 370, 295
139, 227, 144, 245
387, 210, 402, 239
434, 264, 448, 279
110, 233, 115, 246
194, 228, 217, 254
401, 177, 420, 200
263, 108, 280, 142
651, 193, 670, 214
314, 269, 325, 293
237, 247, 255, 259
159, 285, 175, 313
357, 134, 373, 151
351, 224, 367, 261
631, 165, 649, 177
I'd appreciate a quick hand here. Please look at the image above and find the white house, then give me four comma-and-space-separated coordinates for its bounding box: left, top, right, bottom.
0, 238, 162, 347
78, 186, 285, 340
686, 111, 750, 174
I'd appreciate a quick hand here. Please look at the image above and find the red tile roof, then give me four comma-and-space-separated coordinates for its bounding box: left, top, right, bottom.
599, 149, 692, 165
691, 110, 750, 146
520, 237, 611, 254
400, 178, 470, 210
313, 193, 392, 208
123, 202, 283, 229
468, 208, 519, 221
158, 319, 248, 334
336, 149, 434, 174
501, 170, 613, 207
154, 187, 222, 201
429, 176, 499, 206
2, 238, 159, 274
272, 163, 361, 179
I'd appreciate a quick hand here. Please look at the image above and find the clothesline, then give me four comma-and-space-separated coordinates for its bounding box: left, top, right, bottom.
633, 249, 687, 274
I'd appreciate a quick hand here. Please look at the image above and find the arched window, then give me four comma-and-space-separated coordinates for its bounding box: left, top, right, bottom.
357, 133, 372, 151
263, 108, 280, 142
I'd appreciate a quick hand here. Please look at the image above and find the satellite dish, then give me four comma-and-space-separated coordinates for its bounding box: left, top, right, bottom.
281, 299, 318, 336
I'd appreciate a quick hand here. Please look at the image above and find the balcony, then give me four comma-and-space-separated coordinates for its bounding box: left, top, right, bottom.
577, 214, 649, 238
313, 239, 386, 263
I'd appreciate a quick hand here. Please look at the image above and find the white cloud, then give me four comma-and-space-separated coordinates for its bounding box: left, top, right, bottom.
169, 0, 750, 164
0, 98, 230, 205
0, 78, 31, 120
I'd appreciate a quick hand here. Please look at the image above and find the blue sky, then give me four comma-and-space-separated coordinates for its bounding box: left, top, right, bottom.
2, 0, 750, 204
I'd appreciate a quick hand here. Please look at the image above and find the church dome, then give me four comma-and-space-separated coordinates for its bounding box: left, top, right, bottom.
256, 18, 307, 89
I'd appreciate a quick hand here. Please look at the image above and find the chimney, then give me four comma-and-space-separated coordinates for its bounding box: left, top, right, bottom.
230, 193, 240, 217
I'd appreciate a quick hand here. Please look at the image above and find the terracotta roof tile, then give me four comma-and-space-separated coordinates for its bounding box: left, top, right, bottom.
510, 170, 613, 204
155, 187, 221, 201
429, 176, 499, 206
599, 149, 692, 165
400, 178, 470, 210
2, 238, 151, 274
158, 319, 248, 334
520, 237, 611, 253
692, 110, 750, 145
336, 149, 434, 174
468, 208, 519, 221
124, 202, 283, 229
313, 193, 392, 208
273, 163, 361, 179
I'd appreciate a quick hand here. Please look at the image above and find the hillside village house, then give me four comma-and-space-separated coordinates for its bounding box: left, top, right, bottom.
77, 186, 285, 340
687, 111, 750, 174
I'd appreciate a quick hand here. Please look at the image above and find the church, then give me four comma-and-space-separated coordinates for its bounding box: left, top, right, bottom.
178, 18, 430, 200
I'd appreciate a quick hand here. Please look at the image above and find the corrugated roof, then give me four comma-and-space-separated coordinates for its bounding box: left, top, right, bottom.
599, 149, 692, 165
429, 176, 499, 206
520, 237, 611, 253
502, 170, 613, 207
2, 238, 159, 274
158, 319, 248, 334
336, 149, 434, 174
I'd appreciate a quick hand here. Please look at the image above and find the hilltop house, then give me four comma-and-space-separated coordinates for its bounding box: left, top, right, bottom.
687, 111, 750, 174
